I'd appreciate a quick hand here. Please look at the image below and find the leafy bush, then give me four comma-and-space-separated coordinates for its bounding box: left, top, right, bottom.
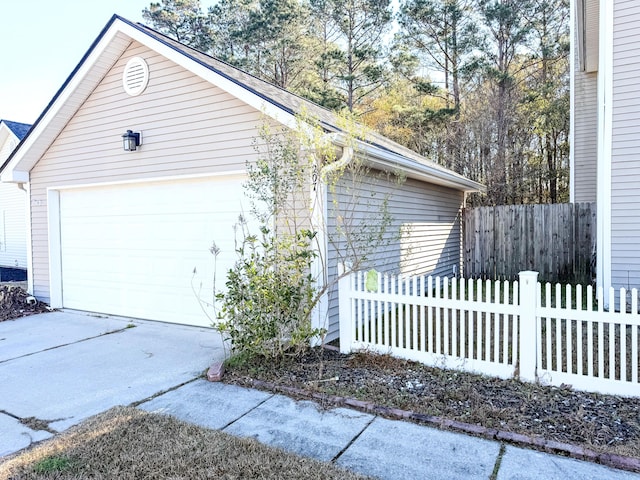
216, 221, 323, 359
213, 123, 325, 360
207, 116, 399, 361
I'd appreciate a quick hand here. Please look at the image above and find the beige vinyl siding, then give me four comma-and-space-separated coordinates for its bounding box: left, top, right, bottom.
573, 6, 598, 203
29, 42, 269, 301
323, 173, 463, 340
610, 0, 640, 291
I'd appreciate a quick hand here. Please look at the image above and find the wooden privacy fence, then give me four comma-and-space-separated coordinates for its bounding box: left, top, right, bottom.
338, 269, 640, 397
463, 203, 596, 284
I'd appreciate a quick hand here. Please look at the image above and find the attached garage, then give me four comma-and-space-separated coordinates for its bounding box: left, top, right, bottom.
52, 175, 249, 326
0, 16, 482, 338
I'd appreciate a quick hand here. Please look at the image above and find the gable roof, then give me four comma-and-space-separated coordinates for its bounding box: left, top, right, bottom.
1, 120, 31, 140
1, 14, 483, 193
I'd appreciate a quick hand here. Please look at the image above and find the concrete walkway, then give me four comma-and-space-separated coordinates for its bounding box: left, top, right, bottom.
141, 379, 640, 480
1, 312, 639, 479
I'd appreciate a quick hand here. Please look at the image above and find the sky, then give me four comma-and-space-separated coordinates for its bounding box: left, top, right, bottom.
2, 0, 402, 126
1, 0, 209, 125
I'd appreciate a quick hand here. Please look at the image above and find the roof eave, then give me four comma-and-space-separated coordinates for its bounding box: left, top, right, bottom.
1, 14, 483, 196
1, 170, 29, 183
1, 15, 131, 181
1, 16, 315, 182
329, 133, 485, 193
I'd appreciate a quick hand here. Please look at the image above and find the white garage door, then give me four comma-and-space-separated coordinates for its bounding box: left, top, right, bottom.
59, 175, 251, 326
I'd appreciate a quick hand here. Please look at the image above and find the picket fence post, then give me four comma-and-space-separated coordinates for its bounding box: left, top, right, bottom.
518, 271, 539, 382
338, 263, 353, 354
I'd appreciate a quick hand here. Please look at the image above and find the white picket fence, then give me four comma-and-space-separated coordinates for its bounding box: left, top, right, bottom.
338, 270, 640, 397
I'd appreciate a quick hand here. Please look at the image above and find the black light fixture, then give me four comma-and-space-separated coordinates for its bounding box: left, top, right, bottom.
122, 130, 142, 151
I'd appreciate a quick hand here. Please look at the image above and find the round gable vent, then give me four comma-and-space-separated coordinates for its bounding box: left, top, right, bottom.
122, 57, 149, 96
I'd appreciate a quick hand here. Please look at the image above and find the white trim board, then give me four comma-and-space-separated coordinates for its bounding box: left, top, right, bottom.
596, 0, 613, 300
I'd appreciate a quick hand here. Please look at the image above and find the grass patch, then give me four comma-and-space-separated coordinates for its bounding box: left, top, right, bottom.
224, 350, 255, 369
32, 456, 73, 474
0, 407, 371, 480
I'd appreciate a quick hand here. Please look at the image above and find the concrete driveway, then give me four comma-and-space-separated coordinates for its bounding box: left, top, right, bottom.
0, 310, 225, 457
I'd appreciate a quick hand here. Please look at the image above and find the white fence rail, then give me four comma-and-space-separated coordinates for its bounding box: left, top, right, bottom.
338, 269, 640, 397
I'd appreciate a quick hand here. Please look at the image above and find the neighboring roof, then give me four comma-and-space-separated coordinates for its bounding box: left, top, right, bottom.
1, 15, 484, 193
0, 120, 31, 140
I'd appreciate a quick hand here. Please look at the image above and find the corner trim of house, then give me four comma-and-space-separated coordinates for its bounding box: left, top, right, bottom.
310, 180, 330, 343
596, 0, 613, 300
25, 183, 34, 295
47, 189, 62, 308
569, 0, 576, 203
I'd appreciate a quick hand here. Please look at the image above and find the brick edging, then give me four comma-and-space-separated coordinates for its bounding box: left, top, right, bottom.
245, 379, 640, 474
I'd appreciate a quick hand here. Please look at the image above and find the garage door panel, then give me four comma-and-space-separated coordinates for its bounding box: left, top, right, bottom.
61, 215, 244, 236
62, 183, 247, 216
61, 284, 203, 322
62, 219, 239, 252
59, 175, 251, 326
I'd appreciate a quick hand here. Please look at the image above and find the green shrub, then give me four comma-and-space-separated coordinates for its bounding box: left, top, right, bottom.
206, 116, 398, 361
216, 221, 324, 359
213, 123, 324, 360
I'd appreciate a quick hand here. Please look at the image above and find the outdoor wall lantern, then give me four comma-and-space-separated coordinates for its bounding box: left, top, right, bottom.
122, 130, 142, 151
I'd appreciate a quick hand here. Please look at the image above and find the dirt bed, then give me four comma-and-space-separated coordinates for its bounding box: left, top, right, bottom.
224, 347, 640, 460
0, 284, 50, 321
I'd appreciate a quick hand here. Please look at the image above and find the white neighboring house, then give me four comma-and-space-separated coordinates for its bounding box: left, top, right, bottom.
0, 120, 30, 280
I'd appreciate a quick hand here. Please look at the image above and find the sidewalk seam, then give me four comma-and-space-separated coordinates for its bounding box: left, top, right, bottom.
129, 376, 202, 408
0, 409, 61, 434
219, 393, 276, 431
330, 415, 376, 464
490, 443, 506, 480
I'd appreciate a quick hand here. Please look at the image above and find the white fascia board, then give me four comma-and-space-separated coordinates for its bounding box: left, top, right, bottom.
3, 25, 130, 182
4, 18, 311, 184
329, 133, 485, 193
1, 170, 29, 183
596, 0, 613, 297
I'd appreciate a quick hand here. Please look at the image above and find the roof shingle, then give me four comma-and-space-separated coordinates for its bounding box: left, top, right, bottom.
1, 120, 31, 140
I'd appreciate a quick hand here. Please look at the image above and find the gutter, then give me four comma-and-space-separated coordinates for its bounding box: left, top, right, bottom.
327, 133, 484, 193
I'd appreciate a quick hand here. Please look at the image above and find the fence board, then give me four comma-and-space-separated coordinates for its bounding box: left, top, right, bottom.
463, 203, 596, 284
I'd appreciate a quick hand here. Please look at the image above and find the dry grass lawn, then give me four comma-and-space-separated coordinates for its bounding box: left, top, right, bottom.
0, 407, 371, 480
